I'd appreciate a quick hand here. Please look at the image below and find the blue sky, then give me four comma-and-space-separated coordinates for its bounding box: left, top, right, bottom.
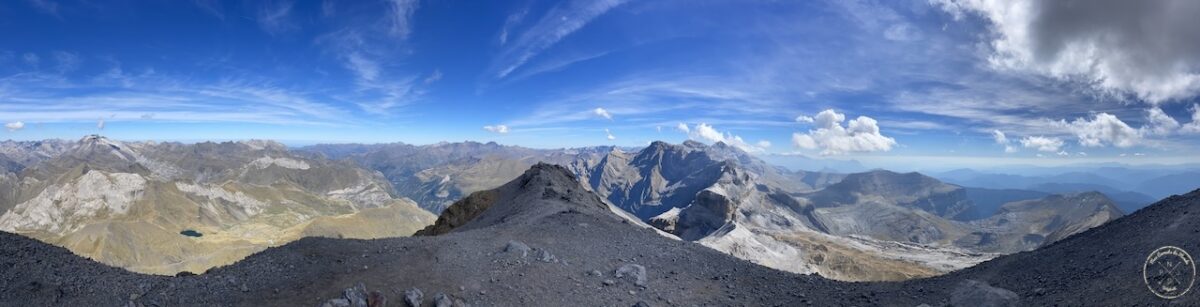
2, 0, 1199, 166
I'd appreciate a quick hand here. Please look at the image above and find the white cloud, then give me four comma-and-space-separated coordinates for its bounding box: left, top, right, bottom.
990, 130, 1008, 144
790, 109, 896, 155
605, 128, 616, 140
795, 115, 814, 123
1182, 104, 1200, 134
1060, 113, 1139, 147
256, 0, 297, 35
4, 121, 24, 131
934, 0, 1200, 103
489, 0, 629, 79
25, 0, 59, 16
990, 129, 1018, 153
483, 125, 510, 134
685, 123, 769, 153
423, 69, 443, 85
498, 9, 528, 45
1078, 152, 1088, 156
1142, 107, 1181, 136
883, 23, 921, 42
1056, 151, 1069, 157
52, 51, 80, 73
22, 53, 38, 67
1019, 136, 1063, 152
97, 118, 105, 130
675, 122, 689, 133
387, 0, 420, 38
592, 107, 612, 120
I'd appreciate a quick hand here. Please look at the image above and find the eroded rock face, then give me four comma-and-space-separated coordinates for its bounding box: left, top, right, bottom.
414, 190, 498, 236
0, 136, 435, 275
674, 189, 737, 241
0, 171, 146, 234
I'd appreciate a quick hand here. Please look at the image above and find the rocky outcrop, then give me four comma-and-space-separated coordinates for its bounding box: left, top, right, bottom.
416, 163, 611, 236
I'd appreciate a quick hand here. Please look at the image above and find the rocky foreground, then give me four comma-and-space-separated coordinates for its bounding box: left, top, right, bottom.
1, 163, 1197, 306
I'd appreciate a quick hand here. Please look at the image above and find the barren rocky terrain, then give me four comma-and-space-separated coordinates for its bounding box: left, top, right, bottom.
0, 163, 1196, 306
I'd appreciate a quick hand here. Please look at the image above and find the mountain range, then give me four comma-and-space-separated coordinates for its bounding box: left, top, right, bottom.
1, 162, 1195, 306
0, 136, 1163, 282
306, 139, 1125, 281
0, 135, 433, 275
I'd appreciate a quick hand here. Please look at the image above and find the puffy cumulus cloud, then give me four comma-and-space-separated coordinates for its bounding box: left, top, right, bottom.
4, 121, 24, 131
1183, 104, 1200, 134
605, 128, 616, 140
1142, 107, 1181, 136
795, 115, 814, 123
790, 109, 896, 155
482, 125, 510, 134
592, 107, 612, 120
934, 0, 1200, 103
690, 123, 724, 143
684, 123, 769, 153
1020, 136, 1063, 152
991, 130, 1018, 153
1059, 113, 1139, 147
674, 122, 690, 133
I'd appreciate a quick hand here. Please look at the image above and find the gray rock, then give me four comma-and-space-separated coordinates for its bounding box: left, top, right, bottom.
323, 298, 351, 307
404, 288, 423, 307
633, 301, 651, 307
615, 264, 647, 287
602, 279, 616, 286
950, 279, 1019, 307
588, 270, 602, 277
504, 241, 531, 258
536, 249, 557, 263
433, 293, 452, 307
344, 283, 369, 307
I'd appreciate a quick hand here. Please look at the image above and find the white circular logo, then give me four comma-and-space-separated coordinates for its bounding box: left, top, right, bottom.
1145, 246, 1195, 299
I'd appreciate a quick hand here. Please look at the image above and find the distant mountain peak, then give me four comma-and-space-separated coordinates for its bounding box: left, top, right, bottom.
237, 139, 287, 151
